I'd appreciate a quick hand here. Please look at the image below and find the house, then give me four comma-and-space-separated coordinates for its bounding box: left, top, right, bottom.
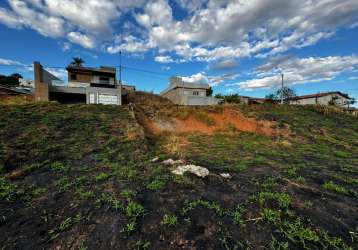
160, 76, 219, 106
34, 62, 122, 105
289, 92, 352, 107
121, 84, 136, 95
19, 79, 35, 88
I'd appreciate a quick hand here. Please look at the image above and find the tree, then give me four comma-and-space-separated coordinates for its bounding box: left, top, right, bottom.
266, 87, 296, 104
10, 73, 23, 79
0, 73, 22, 86
70, 57, 85, 67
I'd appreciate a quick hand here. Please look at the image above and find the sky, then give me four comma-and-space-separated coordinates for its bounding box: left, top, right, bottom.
0, 0, 358, 103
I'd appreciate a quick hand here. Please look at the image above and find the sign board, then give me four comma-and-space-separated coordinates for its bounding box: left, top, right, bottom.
98, 94, 118, 105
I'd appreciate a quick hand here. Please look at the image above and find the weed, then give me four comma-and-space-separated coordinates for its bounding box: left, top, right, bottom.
0, 177, 18, 201
258, 192, 291, 209
122, 221, 136, 235
95, 193, 123, 210
55, 177, 73, 191
263, 208, 280, 223
31, 187, 47, 197
322, 181, 348, 194
296, 176, 306, 184
50, 162, 69, 172
77, 189, 95, 199
334, 151, 349, 158
134, 240, 151, 250
95, 173, 110, 181
280, 218, 319, 247
232, 205, 245, 225
147, 178, 166, 190
161, 214, 178, 226
126, 201, 145, 219
182, 199, 226, 217
121, 189, 136, 200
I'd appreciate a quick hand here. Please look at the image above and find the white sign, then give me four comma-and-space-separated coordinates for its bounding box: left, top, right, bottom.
98, 94, 118, 105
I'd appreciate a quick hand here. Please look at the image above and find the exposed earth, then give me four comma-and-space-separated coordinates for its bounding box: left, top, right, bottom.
0, 93, 357, 249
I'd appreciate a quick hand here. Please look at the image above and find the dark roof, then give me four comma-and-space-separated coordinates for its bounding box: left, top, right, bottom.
290, 91, 351, 100
66, 66, 116, 74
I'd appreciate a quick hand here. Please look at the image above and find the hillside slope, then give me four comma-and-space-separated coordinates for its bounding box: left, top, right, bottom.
0, 101, 357, 249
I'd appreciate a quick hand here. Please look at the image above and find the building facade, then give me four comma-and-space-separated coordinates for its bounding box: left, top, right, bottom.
34, 62, 122, 105
161, 77, 219, 106
289, 92, 352, 107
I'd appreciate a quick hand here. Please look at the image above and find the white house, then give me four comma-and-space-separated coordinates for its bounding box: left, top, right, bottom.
289, 92, 353, 107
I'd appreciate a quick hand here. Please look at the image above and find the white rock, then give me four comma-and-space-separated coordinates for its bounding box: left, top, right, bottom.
220, 173, 231, 179
162, 159, 184, 166
151, 157, 159, 162
172, 165, 210, 178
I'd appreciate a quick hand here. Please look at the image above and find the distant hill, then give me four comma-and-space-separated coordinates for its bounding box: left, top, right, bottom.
0, 96, 357, 249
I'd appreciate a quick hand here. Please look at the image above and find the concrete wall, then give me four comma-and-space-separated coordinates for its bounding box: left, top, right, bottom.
92, 76, 115, 85
86, 87, 122, 105
34, 62, 49, 101
290, 94, 349, 107
68, 71, 92, 83
162, 87, 219, 105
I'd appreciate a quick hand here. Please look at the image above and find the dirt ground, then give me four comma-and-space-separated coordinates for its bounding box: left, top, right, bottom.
0, 101, 357, 249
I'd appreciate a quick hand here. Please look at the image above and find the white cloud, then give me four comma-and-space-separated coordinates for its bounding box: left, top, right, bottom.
0, 57, 24, 66
67, 32, 95, 49
238, 55, 358, 90
181, 72, 239, 86
45, 67, 67, 80
107, 35, 153, 53
155, 55, 174, 63
0, 0, 358, 61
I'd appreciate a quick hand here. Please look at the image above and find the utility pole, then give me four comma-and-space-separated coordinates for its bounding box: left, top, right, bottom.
281, 73, 284, 104
119, 51, 122, 85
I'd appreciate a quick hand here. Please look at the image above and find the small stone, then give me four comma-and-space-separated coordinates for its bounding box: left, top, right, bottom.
162, 159, 184, 166
172, 165, 210, 178
151, 156, 159, 162
220, 173, 231, 179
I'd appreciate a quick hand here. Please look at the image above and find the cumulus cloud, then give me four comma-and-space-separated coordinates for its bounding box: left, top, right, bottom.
45, 68, 67, 80
0, 0, 358, 61
211, 59, 238, 70
181, 72, 239, 86
0, 0, 145, 49
155, 55, 175, 63
67, 32, 95, 49
0, 57, 24, 66
238, 55, 358, 90
107, 35, 154, 53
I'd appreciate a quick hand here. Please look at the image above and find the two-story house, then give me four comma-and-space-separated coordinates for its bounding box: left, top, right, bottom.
161, 77, 219, 106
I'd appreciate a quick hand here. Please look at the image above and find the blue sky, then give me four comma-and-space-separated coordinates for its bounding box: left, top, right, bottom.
0, 0, 358, 104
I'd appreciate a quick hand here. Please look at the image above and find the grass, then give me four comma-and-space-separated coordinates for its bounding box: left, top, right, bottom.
0, 102, 357, 249
322, 181, 349, 194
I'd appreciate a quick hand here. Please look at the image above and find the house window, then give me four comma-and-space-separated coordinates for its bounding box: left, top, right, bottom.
70, 74, 77, 80
99, 76, 110, 84
193, 91, 199, 96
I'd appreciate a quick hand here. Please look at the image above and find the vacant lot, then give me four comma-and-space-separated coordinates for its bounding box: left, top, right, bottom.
0, 101, 357, 249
